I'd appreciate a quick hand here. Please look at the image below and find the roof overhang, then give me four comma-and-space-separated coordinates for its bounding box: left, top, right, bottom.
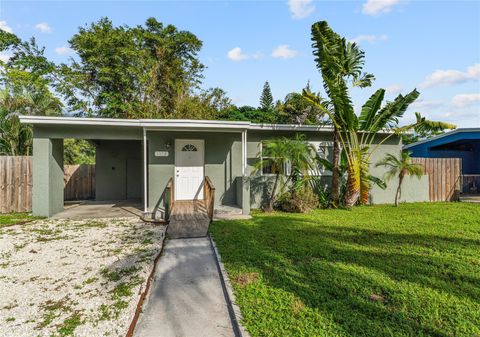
19, 116, 337, 132
404, 128, 480, 149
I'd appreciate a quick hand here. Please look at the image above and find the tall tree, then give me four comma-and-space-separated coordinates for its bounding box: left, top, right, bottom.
56, 17, 204, 119
279, 92, 327, 125
0, 31, 62, 155
259, 81, 273, 111
376, 151, 423, 206
308, 21, 374, 207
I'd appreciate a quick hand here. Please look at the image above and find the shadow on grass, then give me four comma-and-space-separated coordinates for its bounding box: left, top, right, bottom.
210, 212, 480, 337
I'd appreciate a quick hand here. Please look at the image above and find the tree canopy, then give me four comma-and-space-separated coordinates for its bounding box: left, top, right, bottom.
56, 17, 205, 119
259, 81, 273, 111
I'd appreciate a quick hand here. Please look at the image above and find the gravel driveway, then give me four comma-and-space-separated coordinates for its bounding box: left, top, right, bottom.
0, 217, 166, 337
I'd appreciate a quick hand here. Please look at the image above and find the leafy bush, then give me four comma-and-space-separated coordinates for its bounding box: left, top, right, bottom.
276, 187, 318, 213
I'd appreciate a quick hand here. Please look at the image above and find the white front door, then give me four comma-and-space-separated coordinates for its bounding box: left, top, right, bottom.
175, 139, 205, 200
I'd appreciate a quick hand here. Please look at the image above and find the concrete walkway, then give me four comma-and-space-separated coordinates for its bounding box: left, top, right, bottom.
134, 238, 236, 337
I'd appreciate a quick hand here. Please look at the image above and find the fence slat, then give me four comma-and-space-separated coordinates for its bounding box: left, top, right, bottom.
0, 156, 95, 213
64, 164, 95, 201
412, 157, 461, 202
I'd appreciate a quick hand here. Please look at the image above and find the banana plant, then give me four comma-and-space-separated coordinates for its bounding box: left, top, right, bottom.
310, 21, 374, 207
303, 87, 423, 207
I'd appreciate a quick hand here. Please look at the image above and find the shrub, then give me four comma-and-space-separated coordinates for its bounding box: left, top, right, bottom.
276, 187, 319, 213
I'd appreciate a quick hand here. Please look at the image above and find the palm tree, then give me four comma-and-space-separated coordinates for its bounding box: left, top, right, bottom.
376, 151, 423, 206
254, 138, 289, 212
305, 21, 456, 208
309, 21, 374, 207
0, 87, 62, 155
254, 135, 315, 212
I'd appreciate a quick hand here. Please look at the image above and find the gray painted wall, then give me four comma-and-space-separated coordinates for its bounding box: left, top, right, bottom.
33, 125, 142, 140
32, 138, 64, 216
30, 123, 430, 217
95, 140, 142, 201
246, 130, 430, 207
146, 131, 242, 213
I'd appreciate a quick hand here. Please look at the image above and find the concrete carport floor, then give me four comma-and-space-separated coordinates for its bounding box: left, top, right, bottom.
134, 238, 236, 337
52, 200, 143, 220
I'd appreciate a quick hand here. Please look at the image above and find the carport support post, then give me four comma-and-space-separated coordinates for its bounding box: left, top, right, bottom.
241, 130, 250, 215
32, 138, 64, 217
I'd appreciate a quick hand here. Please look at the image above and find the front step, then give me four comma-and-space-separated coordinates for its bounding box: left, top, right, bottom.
214, 204, 251, 220
167, 201, 211, 238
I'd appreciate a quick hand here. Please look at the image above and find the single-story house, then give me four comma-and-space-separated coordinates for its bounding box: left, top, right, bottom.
19, 116, 429, 217
405, 128, 480, 194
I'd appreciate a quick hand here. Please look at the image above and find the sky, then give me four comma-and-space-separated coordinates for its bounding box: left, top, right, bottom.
1, 0, 479, 127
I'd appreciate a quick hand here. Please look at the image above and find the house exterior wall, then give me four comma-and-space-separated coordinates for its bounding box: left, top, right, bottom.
32, 124, 142, 140
246, 130, 429, 207
95, 140, 142, 201
146, 131, 242, 213
32, 138, 64, 216
30, 122, 430, 217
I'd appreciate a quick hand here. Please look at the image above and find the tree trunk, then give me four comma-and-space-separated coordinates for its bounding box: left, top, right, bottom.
331, 127, 340, 207
344, 164, 360, 208
359, 159, 371, 205
266, 173, 280, 212
395, 174, 404, 207
360, 180, 370, 205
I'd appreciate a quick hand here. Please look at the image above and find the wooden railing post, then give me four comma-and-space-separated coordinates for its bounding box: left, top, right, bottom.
204, 176, 215, 221
165, 178, 174, 220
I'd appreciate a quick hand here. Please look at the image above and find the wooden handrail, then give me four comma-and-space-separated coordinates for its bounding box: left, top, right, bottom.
165, 177, 174, 220
204, 176, 215, 220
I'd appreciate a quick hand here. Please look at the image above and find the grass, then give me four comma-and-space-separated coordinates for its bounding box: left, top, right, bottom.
210, 203, 480, 337
0, 212, 41, 227
56, 313, 82, 336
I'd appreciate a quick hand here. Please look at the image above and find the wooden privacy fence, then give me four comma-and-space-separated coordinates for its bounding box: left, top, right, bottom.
412, 157, 461, 202
64, 165, 95, 201
0, 156, 95, 213
0, 156, 32, 213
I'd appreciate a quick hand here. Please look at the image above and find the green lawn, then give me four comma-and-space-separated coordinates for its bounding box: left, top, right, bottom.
210, 203, 480, 337
0, 213, 41, 227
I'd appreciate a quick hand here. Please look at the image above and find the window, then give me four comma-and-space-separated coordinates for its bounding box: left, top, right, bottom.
260, 141, 288, 175
310, 141, 333, 176
181, 144, 198, 152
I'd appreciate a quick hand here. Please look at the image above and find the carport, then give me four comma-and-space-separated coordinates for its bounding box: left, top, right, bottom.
26, 117, 145, 217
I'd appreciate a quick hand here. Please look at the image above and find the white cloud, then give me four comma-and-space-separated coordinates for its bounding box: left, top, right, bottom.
467, 63, 480, 78
451, 93, 480, 107
288, 0, 315, 19
350, 34, 388, 44
362, 0, 402, 16
55, 46, 73, 55
272, 45, 298, 59
227, 47, 249, 61
0, 21, 13, 33
35, 22, 52, 33
410, 99, 444, 110
0, 52, 12, 63
227, 47, 263, 61
385, 84, 402, 95
419, 63, 480, 89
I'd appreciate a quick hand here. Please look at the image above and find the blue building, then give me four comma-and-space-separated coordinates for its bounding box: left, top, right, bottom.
404, 128, 480, 195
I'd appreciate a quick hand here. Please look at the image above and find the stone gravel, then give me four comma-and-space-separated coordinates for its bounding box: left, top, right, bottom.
0, 217, 166, 337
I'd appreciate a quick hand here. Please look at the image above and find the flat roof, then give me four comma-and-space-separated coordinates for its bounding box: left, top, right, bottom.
404, 128, 480, 149
19, 115, 335, 132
